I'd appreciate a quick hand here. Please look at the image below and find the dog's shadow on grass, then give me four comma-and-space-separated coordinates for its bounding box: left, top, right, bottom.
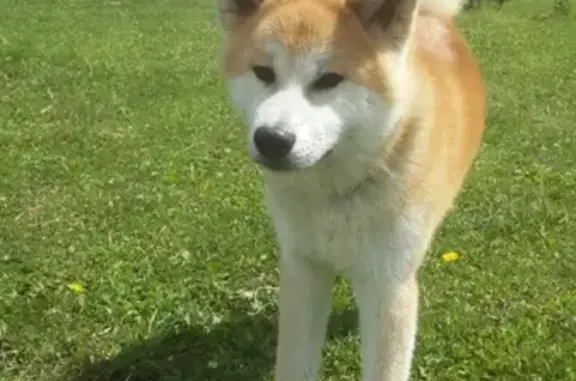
73, 301, 357, 381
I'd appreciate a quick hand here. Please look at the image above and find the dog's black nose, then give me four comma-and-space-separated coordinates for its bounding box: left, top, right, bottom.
253, 126, 295, 160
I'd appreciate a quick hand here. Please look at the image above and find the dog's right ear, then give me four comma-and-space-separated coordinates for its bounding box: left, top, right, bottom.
214, 0, 263, 32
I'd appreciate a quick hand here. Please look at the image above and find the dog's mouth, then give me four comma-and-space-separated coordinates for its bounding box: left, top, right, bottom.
254, 148, 335, 172
255, 157, 295, 172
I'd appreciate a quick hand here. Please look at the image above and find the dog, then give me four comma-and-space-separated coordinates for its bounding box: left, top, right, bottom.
212, 0, 485, 380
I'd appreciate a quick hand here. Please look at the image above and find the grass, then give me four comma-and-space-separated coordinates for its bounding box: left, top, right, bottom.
0, 0, 575, 380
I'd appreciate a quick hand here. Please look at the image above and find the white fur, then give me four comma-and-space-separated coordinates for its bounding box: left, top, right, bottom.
265, 168, 430, 381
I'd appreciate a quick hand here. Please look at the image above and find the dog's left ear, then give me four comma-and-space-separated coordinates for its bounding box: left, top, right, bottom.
348, 0, 418, 48
214, 0, 263, 33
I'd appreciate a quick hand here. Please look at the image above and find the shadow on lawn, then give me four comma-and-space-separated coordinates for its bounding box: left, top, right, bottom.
72, 301, 358, 381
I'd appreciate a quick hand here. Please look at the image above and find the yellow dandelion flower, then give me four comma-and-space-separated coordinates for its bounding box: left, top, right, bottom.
441, 251, 460, 263
67, 282, 85, 293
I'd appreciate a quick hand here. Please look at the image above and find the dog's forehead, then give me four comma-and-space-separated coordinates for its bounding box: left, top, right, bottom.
255, 3, 384, 77
255, 1, 353, 54
224, 0, 389, 96
222, 2, 345, 76
260, 41, 329, 80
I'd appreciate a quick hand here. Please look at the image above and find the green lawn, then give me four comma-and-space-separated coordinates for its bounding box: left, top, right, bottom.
1, 1, 575, 380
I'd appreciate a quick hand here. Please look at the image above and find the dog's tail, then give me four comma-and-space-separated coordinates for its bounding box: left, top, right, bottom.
419, 0, 466, 19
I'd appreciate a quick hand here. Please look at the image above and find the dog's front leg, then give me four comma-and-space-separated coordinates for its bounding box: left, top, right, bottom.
351, 266, 419, 381
274, 256, 335, 381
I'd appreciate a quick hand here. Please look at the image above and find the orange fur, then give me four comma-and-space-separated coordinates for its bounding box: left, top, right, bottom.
383, 13, 485, 226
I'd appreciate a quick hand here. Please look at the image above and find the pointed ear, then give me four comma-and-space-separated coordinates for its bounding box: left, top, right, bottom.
214, 0, 263, 32
348, 0, 418, 48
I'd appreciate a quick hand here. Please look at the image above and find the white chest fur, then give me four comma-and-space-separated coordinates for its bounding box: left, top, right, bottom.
263, 174, 428, 279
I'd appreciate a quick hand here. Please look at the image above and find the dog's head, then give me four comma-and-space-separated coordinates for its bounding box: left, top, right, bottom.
214, 0, 418, 172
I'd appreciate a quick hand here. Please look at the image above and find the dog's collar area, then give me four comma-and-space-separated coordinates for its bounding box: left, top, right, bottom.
330, 169, 384, 205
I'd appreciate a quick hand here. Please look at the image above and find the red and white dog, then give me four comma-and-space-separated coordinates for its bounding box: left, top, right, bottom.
213, 0, 485, 380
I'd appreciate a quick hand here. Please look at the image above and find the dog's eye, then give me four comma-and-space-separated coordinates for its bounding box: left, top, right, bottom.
312, 73, 344, 91
252, 65, 276, 85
